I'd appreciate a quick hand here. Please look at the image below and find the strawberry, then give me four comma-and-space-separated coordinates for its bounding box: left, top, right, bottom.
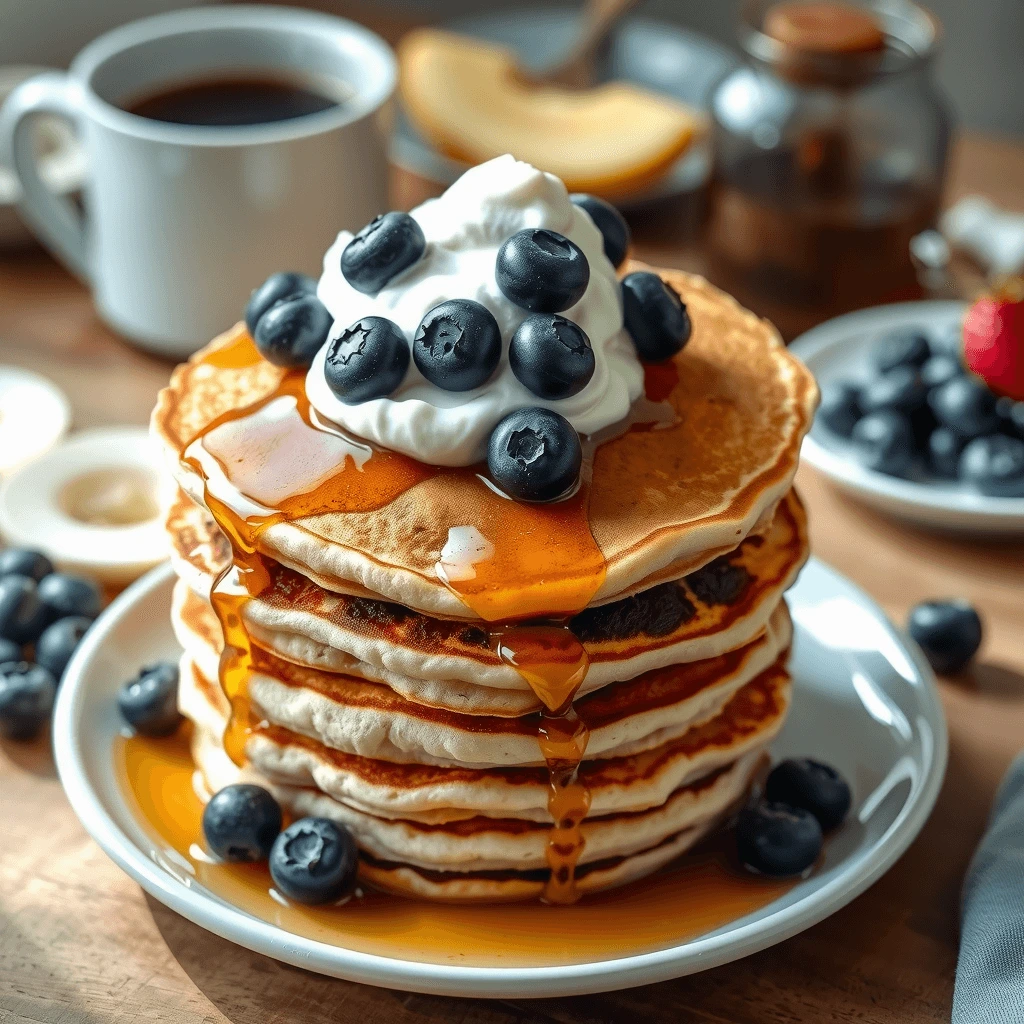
962, 278, 1024, 401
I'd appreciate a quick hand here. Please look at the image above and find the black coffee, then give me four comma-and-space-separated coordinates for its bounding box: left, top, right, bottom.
125, 75, 340, 126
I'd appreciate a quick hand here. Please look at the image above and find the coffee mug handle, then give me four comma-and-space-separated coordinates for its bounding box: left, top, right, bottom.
0, 72, 90, 280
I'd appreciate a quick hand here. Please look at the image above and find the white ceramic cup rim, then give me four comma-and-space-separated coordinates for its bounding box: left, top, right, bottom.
65, 3, 396, 147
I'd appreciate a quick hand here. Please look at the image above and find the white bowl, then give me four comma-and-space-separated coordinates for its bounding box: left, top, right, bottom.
53, 557, 946, 997
791, 300, 1024, 535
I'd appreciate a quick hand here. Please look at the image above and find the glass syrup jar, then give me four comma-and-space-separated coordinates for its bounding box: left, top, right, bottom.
707, 0, 951, 338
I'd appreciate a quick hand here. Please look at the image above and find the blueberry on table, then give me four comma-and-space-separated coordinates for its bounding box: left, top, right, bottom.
737, 800, 823, 877
202, 784, 282, 863
0, 548, 53, 582
341, 212, 426, 295
495, 229, 590, 313
928, 376, 999, 438
0, 662, 56, 740
851, 411, 916, 477
621, 272, 692, 363
509, 314, 595, 400
324, 317, 410, 404
873, 326, 931, 373
765, 759, 851, 832
920, 354, 962, 390
859, 366, 927, 417
35, 616, 92, 682
0, 575, 47, 644
269, 817, 357, 904
117, 662, 182, 736
413, 300, 502, 392
487, 408, 582, 503
244, 272, 316, 337
253, 294, 333, 369
570, 193, 630, 268
37, 572, 102, 623
928, 427, 965, 479
818, 381, 862, 437
908, 600, 983, 675
958, 434, 1024, 497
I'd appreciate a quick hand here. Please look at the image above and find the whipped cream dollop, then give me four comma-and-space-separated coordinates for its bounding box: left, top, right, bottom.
305, 155, 644, 466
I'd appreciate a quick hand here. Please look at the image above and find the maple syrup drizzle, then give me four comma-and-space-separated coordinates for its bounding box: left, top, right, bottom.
183, 333, 609, 902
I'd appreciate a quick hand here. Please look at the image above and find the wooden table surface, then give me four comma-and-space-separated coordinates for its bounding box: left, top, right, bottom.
2, 133, 1024, 1024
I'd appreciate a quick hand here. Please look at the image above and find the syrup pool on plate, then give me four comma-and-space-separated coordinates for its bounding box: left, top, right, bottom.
118, 727, 797, 967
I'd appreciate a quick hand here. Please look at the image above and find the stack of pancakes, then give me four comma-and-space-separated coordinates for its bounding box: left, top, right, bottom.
153, 268, 817, 901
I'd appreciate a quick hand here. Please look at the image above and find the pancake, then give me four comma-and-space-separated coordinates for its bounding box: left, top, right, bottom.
176, 581, 792, 768
167, 486, 807, 710
181, 655, 790, 823
152, 266, 818, 620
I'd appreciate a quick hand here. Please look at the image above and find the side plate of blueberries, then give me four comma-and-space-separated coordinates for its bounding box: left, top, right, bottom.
792, 301, 1024, 534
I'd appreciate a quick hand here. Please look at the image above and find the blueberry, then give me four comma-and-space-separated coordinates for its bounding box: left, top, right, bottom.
35, 616, 92, 681
959, 434, 1024, 497
37, 573, 102, 623
996, 396, 1024, 440
253, 294, 332, 369
202, 784, 282, 863
487, 408, 582, 502
859, 366, 927, 417
412, 300, 502, 392
244, 271, 316, 337
873, 327, 930, 373
495, 229, 590, 313
920, 354, 962, 391
341, 212, 425, 294
0, 548, 53, 582
928, 376, 999, 438
851, 411, 915, 477
928, 427, 965, 478
269, 817, 358, 904
509, 314, 595, 400
117, 661, 182, 736
736, 800, 823, 877
765, 759, 851, 831
0, 575, 47, 644
908, 599, 982, 675
0, 638, 21, 664
570, 193, 630, 268
0, 662, 56, 740
324, 316, 410, 403
818, 381, 861, 437
621, 272, 692, 363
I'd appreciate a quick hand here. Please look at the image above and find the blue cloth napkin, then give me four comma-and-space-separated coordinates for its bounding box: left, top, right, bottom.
953, 752, 1024, 1023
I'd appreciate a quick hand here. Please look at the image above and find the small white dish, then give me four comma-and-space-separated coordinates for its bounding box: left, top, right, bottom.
0, 425, 166, 585
54, 557, 946, 998
0, 364, 71, 474
791, 300, 1024, 535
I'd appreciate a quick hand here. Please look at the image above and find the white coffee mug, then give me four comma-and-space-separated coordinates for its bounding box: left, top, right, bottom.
0, 5, 396, 357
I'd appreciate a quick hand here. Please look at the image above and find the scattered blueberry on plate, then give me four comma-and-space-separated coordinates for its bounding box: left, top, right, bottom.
873, 326, 930, 373
570, 193, 630, 269
818, 382, 861, 438
736, 799, 823, 878
413, 300, 502, 392
495, 229, 590, 313
487, 407, 583, 502
37, 572, 102, 624
324, 316, 410, 404
908, 599, 983, 675
0, 574, 48, 645
621, 272, 692, 363
35, 616, 93, 681
850, 411, 915, 477
202, 784, 283, 863
341, 212, 426, 295
509, 314, 595, 400
959, 434, 1024, 497
0, 548, 53, 582
0, 662, 57, 740
117, 662, 182, 736
765, 759, 851, 832
269, 817, 358, 904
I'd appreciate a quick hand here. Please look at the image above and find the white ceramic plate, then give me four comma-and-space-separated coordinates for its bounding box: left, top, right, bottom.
54, 558, 946, 998
791, 300, 1024, 535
